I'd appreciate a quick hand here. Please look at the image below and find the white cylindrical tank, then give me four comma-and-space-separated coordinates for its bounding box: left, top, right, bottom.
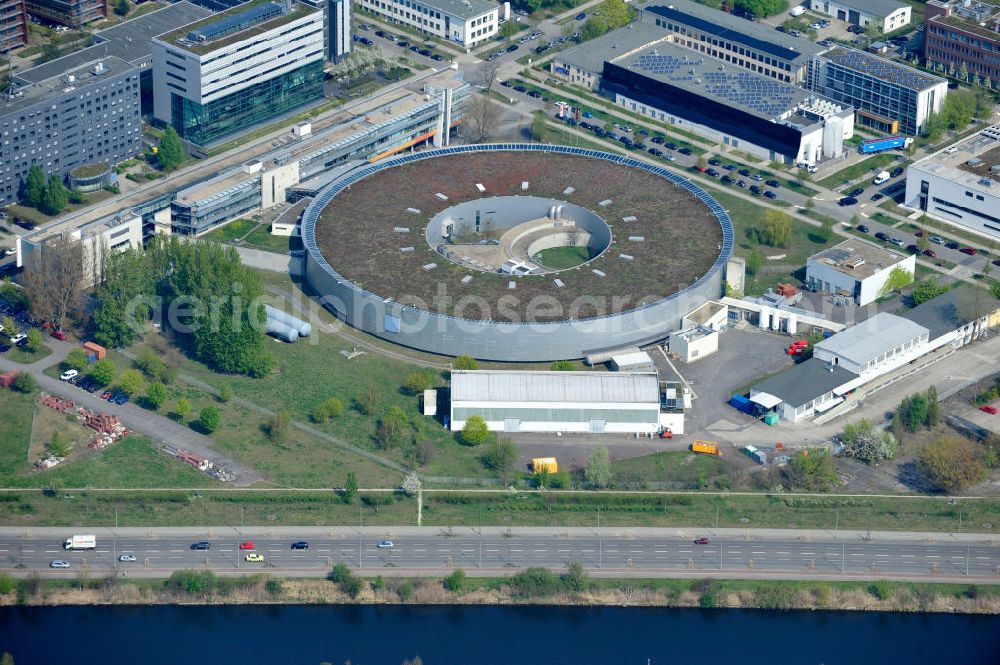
786, 313, 798, 335
771, 311, 782, 332
265, 304, 312, 337
266, 318, 299, 343
758, 307, 771, 330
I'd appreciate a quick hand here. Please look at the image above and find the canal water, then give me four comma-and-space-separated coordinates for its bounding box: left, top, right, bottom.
2, 604, 999, 664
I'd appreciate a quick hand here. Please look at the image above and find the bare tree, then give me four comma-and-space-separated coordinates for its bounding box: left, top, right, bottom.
476, 58, 503, 94
19, 237, 83, 330
463, 93, 501, 143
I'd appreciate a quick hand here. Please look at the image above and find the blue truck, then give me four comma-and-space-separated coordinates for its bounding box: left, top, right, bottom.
859, 135, 913, 154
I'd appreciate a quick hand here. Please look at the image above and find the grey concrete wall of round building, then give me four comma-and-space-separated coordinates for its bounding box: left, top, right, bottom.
302, 144, 734, 362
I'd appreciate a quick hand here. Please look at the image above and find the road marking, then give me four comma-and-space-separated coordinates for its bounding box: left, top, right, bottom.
318, 549, 330, 553
850, 554, 864, 557
414, 549, 426, 553
170, 550, 181, 553
510, 549, 523, 553
534, 549, 547, 552
800, 552, 814, 556
752, 551, 766, 555
678, 550, 691, 554
926, 555, 940, 558
655, 550, 667, 554
776, 551, 790, 555
875, 554, 889, 558
557, 549, 570, 553
486, 549, 498, 553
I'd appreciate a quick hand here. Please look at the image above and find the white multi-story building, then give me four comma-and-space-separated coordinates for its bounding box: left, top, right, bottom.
805, 238, 915, 306
358, 0, 500, 47
152, 0, 326, 146
807, 0, 911, 33
905, 125, 1000, 242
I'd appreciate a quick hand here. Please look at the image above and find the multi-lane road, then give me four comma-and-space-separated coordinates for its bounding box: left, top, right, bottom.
4, 527, 998, 582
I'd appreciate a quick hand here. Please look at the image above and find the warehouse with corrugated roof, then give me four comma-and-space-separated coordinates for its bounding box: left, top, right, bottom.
449, 370, 663, 434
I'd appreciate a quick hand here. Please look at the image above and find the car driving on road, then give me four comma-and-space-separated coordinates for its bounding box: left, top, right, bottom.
245, 552, 265, 562
291, 541, 309, 550
119, 553, 137, 562
190, 541, 210, 550
694, 538, 710, 545
377, 540, 395, 549
50, 560, 70, 568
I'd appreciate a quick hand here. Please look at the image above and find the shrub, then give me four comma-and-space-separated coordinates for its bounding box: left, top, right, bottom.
403, 371, 433, 395
0, 571, 14, 594
443, 569, 466, 594
461, 415, 492, 446
11, 373, 36, 393
88, 358, 117, 386
868, 580, 895, 601
918, 436, 987, 493
482, 437, 518, 473
509, 567, 562, 598
117, 368, 144, 397
199, 405, 220, 433
453, 355, 478, 370
398, 581, 413, 601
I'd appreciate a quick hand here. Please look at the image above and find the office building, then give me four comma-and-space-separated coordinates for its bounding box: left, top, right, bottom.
0, 0, 27, 54
809, 46, 947, 135
0, 56, 141, 205
449, 370, 665, 434
592, 40, 854, 165
301, 0, 351, 61
807, 0, 911, 33
805, 238, 915, 306
905, 124, 1000, 241
642, 1, 826, 84
357, 0, 500, 48
168, 71, 468, 234
26, 0, 105, 27
925, 0, 1000, 85
14, 2, 213, 116
152, 0, 325, 146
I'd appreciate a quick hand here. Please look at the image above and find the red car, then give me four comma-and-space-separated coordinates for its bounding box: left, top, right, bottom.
982, 405, 999, 415
100, 391, 112, 400
658, 429, 673, 439
915, 230, 925, 237
694, 537, 710, 545
922, 249, 937, 258
50, 330, 67, 341
239, 540, 255, 550
960, 247, 977, 255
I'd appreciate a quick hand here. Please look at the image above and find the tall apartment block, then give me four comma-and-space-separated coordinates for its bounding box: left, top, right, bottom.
301, 0, 352, 61
26, 0, 106, 28
152, 0, 326, 146
0, 0, 27, 54
925, 0, 1000, 84
0, 56, 141, 204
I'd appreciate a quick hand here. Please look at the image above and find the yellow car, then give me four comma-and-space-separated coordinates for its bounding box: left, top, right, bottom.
245, 552, 264, 563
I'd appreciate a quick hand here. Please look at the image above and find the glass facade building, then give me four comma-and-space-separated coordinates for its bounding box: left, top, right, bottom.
170, 60, 324, 146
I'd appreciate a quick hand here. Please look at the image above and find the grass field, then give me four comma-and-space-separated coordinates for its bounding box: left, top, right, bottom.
203, 218, 296, 254
532, 245, 590, 270
3, 343, 52, 365
203, 218, 257, 244
819, 154, 901, 189
611, 451, 732, 488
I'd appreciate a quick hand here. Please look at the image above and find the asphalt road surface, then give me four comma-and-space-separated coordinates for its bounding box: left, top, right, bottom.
4, 527, 998, 582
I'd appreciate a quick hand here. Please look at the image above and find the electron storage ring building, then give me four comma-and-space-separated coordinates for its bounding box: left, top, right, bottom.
302, 144, 733, 361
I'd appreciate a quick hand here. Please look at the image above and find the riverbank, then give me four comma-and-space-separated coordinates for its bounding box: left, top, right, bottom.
2, 572, 999, 615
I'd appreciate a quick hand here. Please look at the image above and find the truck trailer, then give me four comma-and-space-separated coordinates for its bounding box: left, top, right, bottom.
859, 136, 913, 154
63, 534, 96, 550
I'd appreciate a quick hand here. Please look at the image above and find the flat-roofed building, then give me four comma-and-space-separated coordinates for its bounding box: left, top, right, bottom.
449, 370, 664, 434
805, 238, 915, 306
550, 21, 668, 90
808, 46, 947, 135
900, 284, 1000, 350
813, 312, 929, 375
26, 0, 105, 28
0, 56, 141, 205
357, 0, 500, 47
904, 124, 1000, 241
925, 0, 1000, 85
152, 0, 325, 146
807, 0, 911, 33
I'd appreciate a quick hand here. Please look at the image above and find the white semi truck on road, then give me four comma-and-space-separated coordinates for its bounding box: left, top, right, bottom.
63, 535, 96, 550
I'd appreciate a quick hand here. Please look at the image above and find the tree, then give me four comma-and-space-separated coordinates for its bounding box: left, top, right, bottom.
199, 405, 220, 433
146, 381, 167, 410
746, 249, 763, 276
40, 174, 68, 215
880, 266, 914, 295
461, 415, 492, 446
18, 237, 84, 331
268, 410, 291, 444
376, 405, 407, 449
751, 209, 792, 247
158, 125, 184, 172
839, 418, 898, 465
783, 449, 838, 491
453, 355, 478, 370
62, 350, 87, 374
817, 218, 834, 242
476, 57, 503, 93
403, 371, 433, 395
25, 165, 45, 208
530, 111, 550, 143
174, 397, 192, 420
550, 360, 575, 371
443, 569, 466, 593
117, 368, 144, 396
25, 327, 43, 352
88, 358, 116, 386
499, 20, 520, 39
11, 373, 36, 393
92, 247, 153, 348
483, 437, 519, 474
342, 471, 359, 503
1, 316, 16, 337
585, 445, 612, 488
562, 560, 587, 592
925, 385, 940, 428
918, 436, 986, 493
910, 278, 948, 305
463, 94, 501, 143
114, 0, 128, 16
401, 473, 421, 496
734, 0, 785, 18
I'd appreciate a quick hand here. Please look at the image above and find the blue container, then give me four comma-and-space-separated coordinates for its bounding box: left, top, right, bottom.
728, 394, 753, 414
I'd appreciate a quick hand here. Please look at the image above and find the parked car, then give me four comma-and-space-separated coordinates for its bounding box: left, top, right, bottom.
765, 179, 781, 188
838, 196, 858, 206
946, 241, 961, 249
50, 330, 67, 341
527, 90, 541, 98
721, 175, 735, 184
890, 166, 905, 178
100, 390, 112, 400
856, 224, 870, 233
960, 247, 978, 255
665, 142, 679, 151
763, 190, 777, 199
923, 249, 937, 258
576, 12, 586, 20
750, 173, 763, 182
431, 54, 444, 61
890, 237, 904, 246
706, 168, 720, 177
738, 169, 751, 177
982, 405, 999, 414
708, 158, 721, 166
650, 135, 665, 144
60, 369, 78, 381
377, 540, 395, 549
929, 236, 943, 244
906, 244, 920, 254
291, 541, 310, 550
875, 232, 890, 241
678, 147, 692, 155
847, 187, 864, 197
9, 333, 26, 345
870, 193, 884, 202
749, 185, 762, 195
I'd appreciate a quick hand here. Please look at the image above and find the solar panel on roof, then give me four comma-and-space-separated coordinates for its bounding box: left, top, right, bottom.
825, 48, 938, 90
188, 1, 283, 42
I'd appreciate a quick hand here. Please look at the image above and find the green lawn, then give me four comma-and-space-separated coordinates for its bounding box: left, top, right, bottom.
714, 191, 834, 266
4, 344, 52, 365
818, 154, 900, 189
532, 245, 590, 270
243, 226, 299, 254
611, 451, 732, 488
203, 218, 257, 244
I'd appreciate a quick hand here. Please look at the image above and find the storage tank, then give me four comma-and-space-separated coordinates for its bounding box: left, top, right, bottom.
266, 318, 299, 343
786, 313, 798, 335
265, 305, 312, 337
758, 307, 771, 330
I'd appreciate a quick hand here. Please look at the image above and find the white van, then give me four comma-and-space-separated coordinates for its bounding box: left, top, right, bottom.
873, 170, 891, 185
